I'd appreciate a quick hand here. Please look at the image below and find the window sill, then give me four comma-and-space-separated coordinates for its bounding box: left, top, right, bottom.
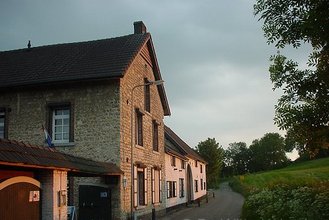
136, 205, 147, 210
52, 142, 75, 147
135, 145, 144, 150
152, 150, 160, 155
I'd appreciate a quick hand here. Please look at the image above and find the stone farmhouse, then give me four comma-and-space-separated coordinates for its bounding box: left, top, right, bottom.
0, 21, 207, 220
164, 125, 207, 209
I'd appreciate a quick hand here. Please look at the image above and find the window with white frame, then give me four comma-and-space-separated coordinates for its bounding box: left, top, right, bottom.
52, 108, 70, 144
167, 181, 177, 198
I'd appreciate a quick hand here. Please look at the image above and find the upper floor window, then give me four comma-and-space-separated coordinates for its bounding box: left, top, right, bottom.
195, 160, 198, 167
53, 108, 70, 144
144, 78, 150, 112
0, 109, 6, 139
48, 103, 73, 145
152, 120, 159, 152
135, 109, 143, 146
200, 164, 203, 173
181, 159, 185, 169
171, 156, 176, 167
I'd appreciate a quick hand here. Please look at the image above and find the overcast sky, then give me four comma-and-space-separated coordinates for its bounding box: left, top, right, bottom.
0, 0, 307, 157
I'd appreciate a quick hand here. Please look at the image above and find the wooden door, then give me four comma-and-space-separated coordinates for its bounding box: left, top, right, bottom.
0, 181, 40, 220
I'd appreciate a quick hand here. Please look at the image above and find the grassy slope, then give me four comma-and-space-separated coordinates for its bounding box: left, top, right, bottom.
231, 157, 329, 195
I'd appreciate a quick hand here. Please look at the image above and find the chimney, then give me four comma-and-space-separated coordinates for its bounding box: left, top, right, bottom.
134, 21, 147, 34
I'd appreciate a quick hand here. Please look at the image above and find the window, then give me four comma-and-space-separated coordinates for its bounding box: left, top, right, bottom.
195, 180, 198, 192
201, 179, 203, 190
134, 166, 148, 207
171, 156, 176, 167
135, 109, 143, 146
181, 159, 185, 169
195, 160, 198, 167
144, 78, 150, 112
204, 182, 206, 191
167, 181, 177, 198
152, 121, 158, 151
48, 103, 73, 145
179, 178, 184, 198
0, 108, 6, 139
151, 168, 162, 204
53, 109, 70, 143
200, 164, 203, 173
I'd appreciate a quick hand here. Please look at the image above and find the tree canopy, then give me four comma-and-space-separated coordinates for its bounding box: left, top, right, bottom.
254, 0, 329, 155
196, 138, 224, 188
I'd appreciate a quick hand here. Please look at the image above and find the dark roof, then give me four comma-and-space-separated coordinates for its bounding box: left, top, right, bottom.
0, 33, 170, 116
0, 34, 148, 87
0, 139, 123, 175
164, 125, 207, 163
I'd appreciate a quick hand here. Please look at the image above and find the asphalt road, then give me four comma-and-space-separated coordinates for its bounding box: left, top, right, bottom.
159, 182, 244, 220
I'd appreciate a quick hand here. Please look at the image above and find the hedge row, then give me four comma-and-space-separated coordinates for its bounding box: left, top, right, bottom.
242, 182, 329, 220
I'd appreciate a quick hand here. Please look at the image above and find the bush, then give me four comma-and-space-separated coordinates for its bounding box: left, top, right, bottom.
242, 182, 329, 220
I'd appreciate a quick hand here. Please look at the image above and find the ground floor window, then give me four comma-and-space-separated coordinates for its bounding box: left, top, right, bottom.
167, 181, 177, 198
195, 180, 198, 192
179, 178, 184, 198
134, 165, 147, 207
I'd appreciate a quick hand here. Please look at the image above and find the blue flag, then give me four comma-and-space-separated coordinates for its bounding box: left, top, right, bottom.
43, 126, 53, 147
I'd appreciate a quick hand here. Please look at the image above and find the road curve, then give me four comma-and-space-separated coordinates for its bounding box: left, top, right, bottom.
159, 182, 244, 220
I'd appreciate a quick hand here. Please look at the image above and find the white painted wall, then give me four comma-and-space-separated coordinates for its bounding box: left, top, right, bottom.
165, 153, 187, 208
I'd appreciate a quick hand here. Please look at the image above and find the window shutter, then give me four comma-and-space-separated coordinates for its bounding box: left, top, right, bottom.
133, 165, 138, 207
144, 168, 148, 205
159, 170, 162, 203
174, 181, 177, 197
151, 168, 155, 204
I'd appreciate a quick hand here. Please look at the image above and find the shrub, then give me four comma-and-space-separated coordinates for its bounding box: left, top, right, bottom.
242, 182, 329, 220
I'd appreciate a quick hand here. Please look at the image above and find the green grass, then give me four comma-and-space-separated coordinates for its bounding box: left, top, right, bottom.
230, 157, 329, 196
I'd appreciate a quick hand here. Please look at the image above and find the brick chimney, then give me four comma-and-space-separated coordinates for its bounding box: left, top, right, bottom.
134, 21, 147, 34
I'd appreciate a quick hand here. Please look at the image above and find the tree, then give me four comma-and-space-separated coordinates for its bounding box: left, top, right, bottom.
196, 138, 224, 188
254, 0, 329, 155
225, 142, 251, 175
249, 133, 289, 172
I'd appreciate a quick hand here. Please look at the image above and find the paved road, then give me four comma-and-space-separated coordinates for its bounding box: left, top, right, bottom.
159, 182, 244, 220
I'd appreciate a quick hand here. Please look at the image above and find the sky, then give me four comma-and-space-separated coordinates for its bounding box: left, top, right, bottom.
0, 0, 307, 158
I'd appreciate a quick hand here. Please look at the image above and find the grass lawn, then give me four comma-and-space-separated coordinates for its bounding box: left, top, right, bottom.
231, 157, 329, 195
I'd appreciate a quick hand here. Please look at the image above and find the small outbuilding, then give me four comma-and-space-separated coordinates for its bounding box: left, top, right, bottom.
0, 139, 122, 220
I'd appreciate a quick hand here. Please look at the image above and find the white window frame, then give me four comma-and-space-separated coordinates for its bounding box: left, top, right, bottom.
52, 108, 70, 144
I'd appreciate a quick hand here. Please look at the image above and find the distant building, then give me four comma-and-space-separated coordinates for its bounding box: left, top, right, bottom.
164, 125, 207, 209
0, 21, 170, 219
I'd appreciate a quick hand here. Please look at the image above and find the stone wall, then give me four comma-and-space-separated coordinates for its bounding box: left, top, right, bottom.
119, 46, 167, 218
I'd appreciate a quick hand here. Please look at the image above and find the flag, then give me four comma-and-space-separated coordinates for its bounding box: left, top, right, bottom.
42, 125, 53, 147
